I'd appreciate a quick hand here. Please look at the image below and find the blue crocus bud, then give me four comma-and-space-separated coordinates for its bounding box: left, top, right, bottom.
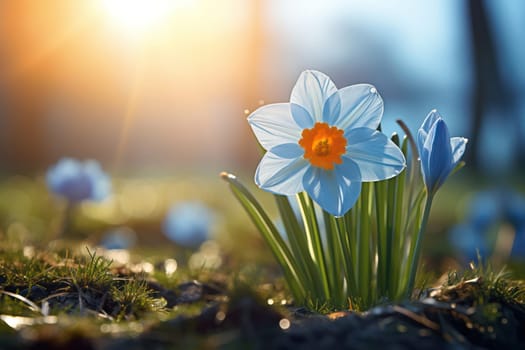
417, 110, 467, 196
162, 202, 216, 249
46, 158, 112, 203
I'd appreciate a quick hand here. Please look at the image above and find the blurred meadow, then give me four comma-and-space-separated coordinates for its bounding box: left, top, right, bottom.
1, 0, 525, 276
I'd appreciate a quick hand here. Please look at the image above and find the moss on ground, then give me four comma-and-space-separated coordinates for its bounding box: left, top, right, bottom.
0, 241, 525, 349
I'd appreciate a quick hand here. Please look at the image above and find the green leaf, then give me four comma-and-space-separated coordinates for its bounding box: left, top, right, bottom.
221, 172, 306, 302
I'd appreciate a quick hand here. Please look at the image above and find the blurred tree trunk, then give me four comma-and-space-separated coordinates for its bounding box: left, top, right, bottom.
467, 0, 516, 173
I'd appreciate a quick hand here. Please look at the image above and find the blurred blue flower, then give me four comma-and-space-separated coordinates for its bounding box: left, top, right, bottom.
449, 190, 499, 262
162, 202, 215, 248
417, 110, 467, 196
466, 191, 500, 232
511, 225, 525, 258
46, 158, 111, 203
449, 189, 525, 261
100, 227, 137, 250
449, 223, 488, 263
503, 191, 525, 229
248, 70, 406, 216
505, 192, 525, 259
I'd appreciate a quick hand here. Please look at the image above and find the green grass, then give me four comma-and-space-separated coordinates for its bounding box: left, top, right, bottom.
0, 175, 525, 348
440, 258, 525, 306
0, 245, 170, 320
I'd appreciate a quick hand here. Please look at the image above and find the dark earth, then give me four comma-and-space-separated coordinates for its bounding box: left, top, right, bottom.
1, 272, 524, 350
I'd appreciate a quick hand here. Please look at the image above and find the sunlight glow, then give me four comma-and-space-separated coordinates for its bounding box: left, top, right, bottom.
101, 0, 178, 34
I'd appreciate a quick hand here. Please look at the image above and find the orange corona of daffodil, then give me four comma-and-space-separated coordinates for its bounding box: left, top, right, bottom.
299, 122, 347, 170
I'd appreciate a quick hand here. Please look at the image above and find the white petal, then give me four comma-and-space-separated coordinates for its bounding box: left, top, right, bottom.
416, 128, 428, 159
255, 151, 309, 195
345, 128, 406, 181
303, 167, 361, 217
322, 91, 341, 125
248, 103, 302, 150
450, 137, 468, 164
290, 103, 315, 129
336, 84, 383, 131
420, 109, 442, 135
270, 143, 304, 159
290, 70, 338, 123
335, 157, 362, 182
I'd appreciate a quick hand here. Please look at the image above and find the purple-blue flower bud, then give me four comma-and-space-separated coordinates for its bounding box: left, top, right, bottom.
417, 110, 467, 196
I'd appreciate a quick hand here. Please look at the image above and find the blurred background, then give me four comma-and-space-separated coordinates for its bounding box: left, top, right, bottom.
0, 0, 524, 270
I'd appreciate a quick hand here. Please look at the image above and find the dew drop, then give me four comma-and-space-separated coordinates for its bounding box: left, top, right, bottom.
164, 258, 178, 276
216, 311, 226, 322
23, 246, 35, 258
279, 318, 290, 330
370, 87, 377, 94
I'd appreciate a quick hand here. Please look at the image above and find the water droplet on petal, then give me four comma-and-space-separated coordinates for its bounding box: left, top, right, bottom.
370, 87, 377, 94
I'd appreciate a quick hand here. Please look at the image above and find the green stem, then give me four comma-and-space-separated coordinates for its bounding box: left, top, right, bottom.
358, 182, 372, 306
297, 193, 330, 301
390, 168, 407, 300
221, 172, 306, 302
59, 201, 75, 239
406, 194, 434, 298
324, 211, 344, 308
386, 176, 396, 297
275, 195, 318, 294
334, 216, 358, 302
374, 180, 387, 297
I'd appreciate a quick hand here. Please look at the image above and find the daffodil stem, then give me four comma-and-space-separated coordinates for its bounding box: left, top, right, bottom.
392, 166, 407, 298
358, 182, 372, 306
374, 180, 388, 297
406, 194, 434, 298
386, 176, 397, 296
324, 212, 345, 307
275, 196, 317, 294
297, 193, 330, 301
334, 215, 358, 301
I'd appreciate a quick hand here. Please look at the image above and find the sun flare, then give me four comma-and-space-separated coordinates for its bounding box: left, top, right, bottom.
101, 0, 177, 34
